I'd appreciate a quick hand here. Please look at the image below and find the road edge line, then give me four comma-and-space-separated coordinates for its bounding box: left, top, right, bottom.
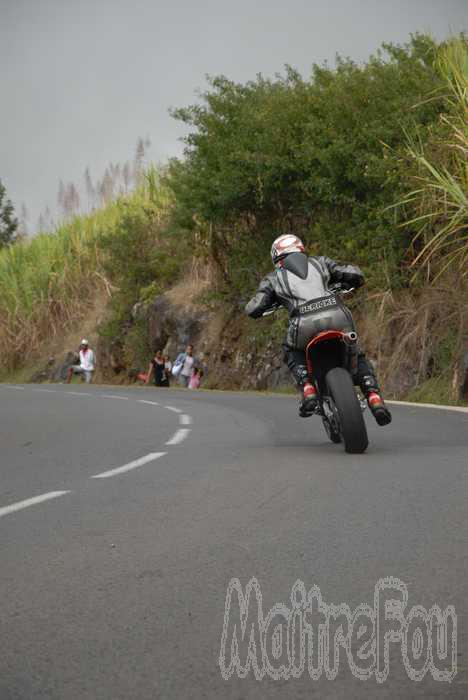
386, 400, 468, 414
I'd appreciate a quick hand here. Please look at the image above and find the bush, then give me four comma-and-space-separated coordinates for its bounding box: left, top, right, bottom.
167, 34, 446, 296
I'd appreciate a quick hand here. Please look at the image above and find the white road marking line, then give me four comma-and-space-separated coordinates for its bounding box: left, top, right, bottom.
138, 399, 160, 406
66, 391, 93, 397
180, 414, 192, 425
165, 428, 191, 445
387, 400, 468, 414
100, 394, 129, 400
0, 491, 71, 519
165, 405, 182, 414
32, 388, 59, 393
91, 452, 167, 479
2, 385, 25, 390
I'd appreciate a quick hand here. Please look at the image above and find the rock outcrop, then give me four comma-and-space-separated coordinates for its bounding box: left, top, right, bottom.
95, 288, 292, 391
29, 352, 79, 383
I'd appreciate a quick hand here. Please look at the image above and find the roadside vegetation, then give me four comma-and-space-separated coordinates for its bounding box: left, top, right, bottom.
168, 34, 445, 294
0, 171, 180, 372
0, 179, 19, 247
0, 33, 466, 402
167, 32, 467, 402
379, 35, 468, 401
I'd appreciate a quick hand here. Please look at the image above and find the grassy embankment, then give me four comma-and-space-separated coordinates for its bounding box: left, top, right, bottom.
0, 171, 178, 378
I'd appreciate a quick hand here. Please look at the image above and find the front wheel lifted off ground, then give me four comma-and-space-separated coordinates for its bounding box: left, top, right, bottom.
325, 367, 368, 454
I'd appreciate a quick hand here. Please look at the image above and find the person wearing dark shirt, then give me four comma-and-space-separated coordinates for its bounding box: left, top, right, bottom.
146, 350, 170, 387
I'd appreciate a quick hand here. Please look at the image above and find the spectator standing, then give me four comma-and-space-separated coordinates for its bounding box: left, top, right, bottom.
66, 339, 95, 384
174, 344, 198, 387
146, 350, 170, 387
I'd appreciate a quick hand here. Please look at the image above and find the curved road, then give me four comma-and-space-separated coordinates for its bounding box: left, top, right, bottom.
0, 383, 467, 699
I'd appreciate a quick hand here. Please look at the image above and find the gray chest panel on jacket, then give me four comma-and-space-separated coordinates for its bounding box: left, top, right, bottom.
281, 260, 330, 305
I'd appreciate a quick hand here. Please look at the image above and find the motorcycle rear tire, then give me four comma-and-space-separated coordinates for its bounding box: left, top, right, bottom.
325, 367, 368, 454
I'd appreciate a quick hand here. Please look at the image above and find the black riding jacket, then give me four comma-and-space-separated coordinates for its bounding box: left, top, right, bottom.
245, 252, 364, 349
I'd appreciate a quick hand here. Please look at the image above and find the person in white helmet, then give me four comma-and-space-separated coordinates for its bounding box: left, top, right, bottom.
66, 339, 96, 384
245, 234, 391, 425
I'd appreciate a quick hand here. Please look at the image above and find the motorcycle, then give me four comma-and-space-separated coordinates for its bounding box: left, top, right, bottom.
263, 284, 368, 454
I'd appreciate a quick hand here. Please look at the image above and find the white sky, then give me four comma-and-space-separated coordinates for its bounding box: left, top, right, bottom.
1, 0, 467, 229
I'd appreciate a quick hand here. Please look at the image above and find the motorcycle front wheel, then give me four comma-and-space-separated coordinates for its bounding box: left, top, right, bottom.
325, 367, 368, 454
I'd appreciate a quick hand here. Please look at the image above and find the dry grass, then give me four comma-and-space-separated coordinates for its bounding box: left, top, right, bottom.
0, 171, 171, 374
44, 291, 108, 366
165, 256, 217, 308
0, 206, 117, 371
357, 280, 467, 399
0, 291, 109, 383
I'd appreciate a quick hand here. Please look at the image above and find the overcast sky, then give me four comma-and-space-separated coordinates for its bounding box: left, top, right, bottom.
1, 0, 467, 230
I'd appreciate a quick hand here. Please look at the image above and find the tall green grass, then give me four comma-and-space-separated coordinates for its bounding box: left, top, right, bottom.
374, 40, 468, 402
0, 170, 173, 371
402, 36, 468, 282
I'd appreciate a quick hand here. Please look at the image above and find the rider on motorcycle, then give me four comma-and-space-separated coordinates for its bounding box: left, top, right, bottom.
245, 234, 392, 426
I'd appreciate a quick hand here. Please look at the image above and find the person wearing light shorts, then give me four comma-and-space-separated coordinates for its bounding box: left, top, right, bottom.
174, 344, 198, 387
66, 339, 96, 384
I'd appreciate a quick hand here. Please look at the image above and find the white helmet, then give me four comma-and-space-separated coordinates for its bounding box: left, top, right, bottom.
80, 338, 89, 346
271, 234, 305, 265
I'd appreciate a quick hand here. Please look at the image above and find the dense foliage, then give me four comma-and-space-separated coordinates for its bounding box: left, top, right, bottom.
97, 175, 185, 364
168, 35, 447, 294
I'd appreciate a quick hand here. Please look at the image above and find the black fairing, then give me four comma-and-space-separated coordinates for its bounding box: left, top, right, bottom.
282, 252, 309, 279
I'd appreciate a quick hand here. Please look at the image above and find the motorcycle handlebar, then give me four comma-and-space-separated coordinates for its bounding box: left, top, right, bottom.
329, 284, 355, 296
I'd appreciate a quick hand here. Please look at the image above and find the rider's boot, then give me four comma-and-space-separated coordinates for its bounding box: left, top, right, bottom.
291, 364, 317, 417
297, 366, 317, 417
299, 382, 318, 417
360, 375, 392, 426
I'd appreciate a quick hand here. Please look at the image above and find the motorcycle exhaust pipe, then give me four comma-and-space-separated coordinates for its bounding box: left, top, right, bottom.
343, 331, 358, 345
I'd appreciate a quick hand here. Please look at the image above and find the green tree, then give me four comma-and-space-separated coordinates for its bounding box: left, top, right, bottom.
168, 34, 446, 293
0, 180, 18, 248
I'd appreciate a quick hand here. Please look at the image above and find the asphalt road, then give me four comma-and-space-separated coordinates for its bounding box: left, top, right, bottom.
0, 383, 467, 699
